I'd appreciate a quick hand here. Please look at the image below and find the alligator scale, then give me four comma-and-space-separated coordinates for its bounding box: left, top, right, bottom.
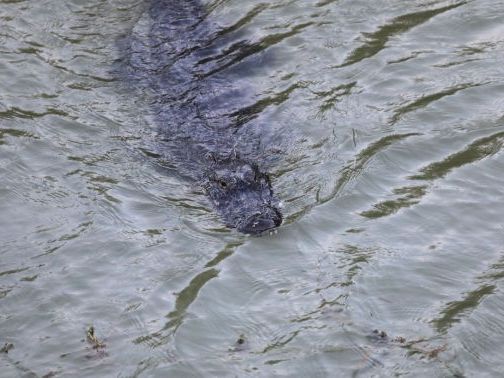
123, 0, 282, 234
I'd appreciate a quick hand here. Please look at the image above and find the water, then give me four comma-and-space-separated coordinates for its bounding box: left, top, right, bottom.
1, 0, 504, 376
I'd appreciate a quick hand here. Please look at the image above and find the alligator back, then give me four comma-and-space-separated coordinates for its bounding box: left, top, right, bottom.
123, 0, 260, 180
120, 0, 284, 233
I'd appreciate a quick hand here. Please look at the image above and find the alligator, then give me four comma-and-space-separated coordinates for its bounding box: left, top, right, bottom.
121, 0, 282, 234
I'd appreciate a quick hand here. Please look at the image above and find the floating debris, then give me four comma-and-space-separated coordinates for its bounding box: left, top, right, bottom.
229, 334, 248, 352
1, 343, 14, 353
86, 326, 106, 350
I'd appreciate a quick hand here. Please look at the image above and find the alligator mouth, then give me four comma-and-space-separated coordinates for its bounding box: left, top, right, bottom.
237, 206, 282, 235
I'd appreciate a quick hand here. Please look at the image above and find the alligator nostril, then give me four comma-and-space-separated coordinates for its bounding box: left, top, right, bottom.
238, 206, 282, 234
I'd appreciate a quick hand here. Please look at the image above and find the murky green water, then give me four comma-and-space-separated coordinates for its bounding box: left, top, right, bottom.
1, 0, 504, 376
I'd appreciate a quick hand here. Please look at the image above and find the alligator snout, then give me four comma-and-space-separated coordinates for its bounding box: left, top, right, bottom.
204, 160, 282, 235
238, 206, 282, 235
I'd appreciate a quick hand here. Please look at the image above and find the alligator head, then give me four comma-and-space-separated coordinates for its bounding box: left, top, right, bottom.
202, 158, 282, 235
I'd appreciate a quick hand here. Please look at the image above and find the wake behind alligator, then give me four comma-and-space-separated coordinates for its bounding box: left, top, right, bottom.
122, 0, 282, 234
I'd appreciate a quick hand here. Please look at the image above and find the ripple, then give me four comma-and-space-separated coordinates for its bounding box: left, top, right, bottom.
410, 130, 504, 181
361, 130, 504, 219
390, 82, 484, 125
0, 106, 68, 120
2, 0, 504, 376
338, 2, 466, 68
0, 127, 37, 145
133, 241, 242, 348
199, 21, 314, 77
434, 284, 496, 333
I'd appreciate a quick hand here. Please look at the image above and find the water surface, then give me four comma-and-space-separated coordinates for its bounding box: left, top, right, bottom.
1, 0, 504, 376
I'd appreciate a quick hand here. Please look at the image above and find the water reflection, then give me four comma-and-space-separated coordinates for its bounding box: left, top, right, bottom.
1, 0, 504, 376
362, 130, 504, 219
134, 241, 242, 351
338, 2, 466, 68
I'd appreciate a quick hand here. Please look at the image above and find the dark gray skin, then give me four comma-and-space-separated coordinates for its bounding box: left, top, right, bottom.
203, 158, 281, 233
122, 0, 282, 234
